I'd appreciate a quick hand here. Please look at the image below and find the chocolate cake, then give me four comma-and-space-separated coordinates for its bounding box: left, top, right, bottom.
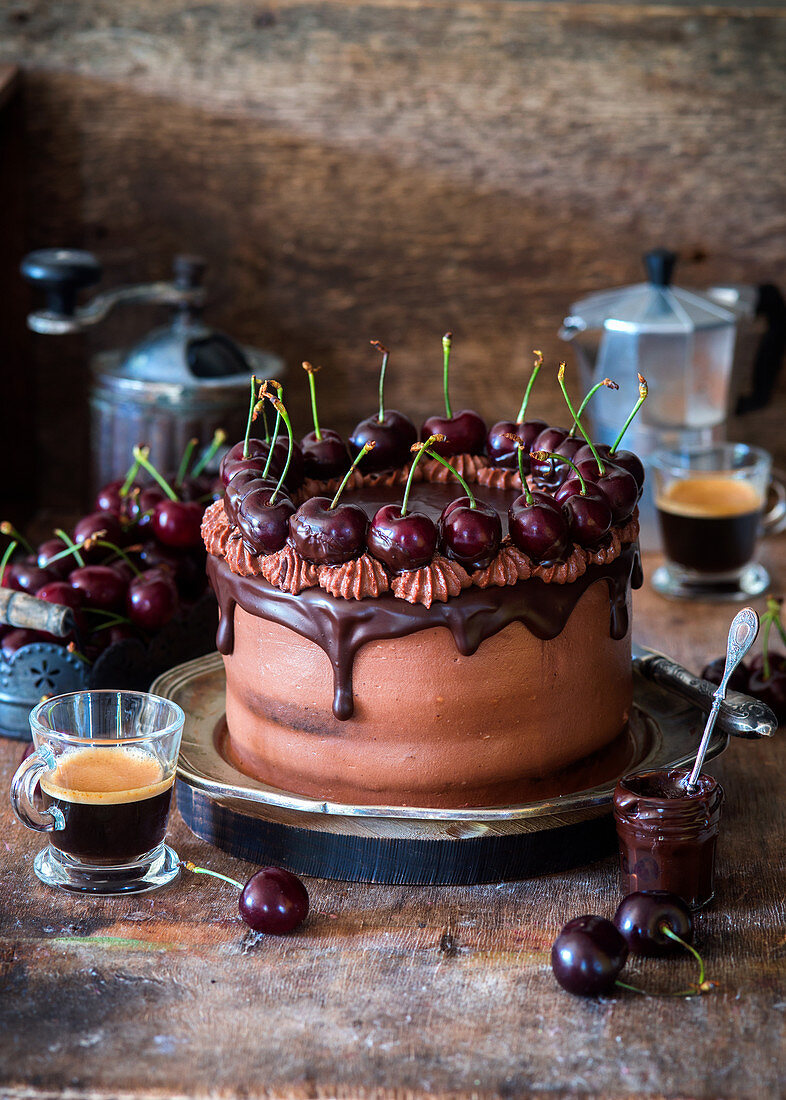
203, 452, 642, 808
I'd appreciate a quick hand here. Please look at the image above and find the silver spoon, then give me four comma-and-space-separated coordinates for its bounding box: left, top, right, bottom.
685, 606, 760, 792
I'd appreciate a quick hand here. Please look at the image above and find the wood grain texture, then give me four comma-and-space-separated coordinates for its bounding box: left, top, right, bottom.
0, 2, 784, 509
1, 543, 786, 1099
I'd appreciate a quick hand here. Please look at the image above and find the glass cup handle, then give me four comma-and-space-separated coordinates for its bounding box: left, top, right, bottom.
763, 474, 786, 535
10, 746, 65, 832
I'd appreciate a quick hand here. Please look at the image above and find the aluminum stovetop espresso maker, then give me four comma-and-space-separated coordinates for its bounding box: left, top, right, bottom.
559, 249, 786, 546
21, 249, 285, 490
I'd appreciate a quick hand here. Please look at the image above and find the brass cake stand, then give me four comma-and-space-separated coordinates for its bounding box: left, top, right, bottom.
153, 650, 772, 884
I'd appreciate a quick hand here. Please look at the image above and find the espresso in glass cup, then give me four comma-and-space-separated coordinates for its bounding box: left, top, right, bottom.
11, 691, 184, 894
651, 443, 785, 600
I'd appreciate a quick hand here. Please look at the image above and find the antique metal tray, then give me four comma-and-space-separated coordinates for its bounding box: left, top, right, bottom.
153, 650, 774, 885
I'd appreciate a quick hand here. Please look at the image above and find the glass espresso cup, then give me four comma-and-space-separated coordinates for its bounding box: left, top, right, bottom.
650, 443, 785, 600
11, 690, 184, 894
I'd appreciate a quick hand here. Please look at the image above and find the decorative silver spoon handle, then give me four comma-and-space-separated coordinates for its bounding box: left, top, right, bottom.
686, 607, 759, 791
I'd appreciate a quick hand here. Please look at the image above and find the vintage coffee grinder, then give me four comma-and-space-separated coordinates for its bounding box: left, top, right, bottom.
560, 249, 786, 545
21, 249, 285, 490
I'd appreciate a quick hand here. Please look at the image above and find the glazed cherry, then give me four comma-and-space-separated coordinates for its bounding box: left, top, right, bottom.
559, 481, 612, 547
238, 866, 310, 934
613, 891, 693, 957
350, 410, 417, 472
486, 419, 548, 470
289, 496, 368, 566
220, 437, 305, 492
367, 504, 437, 573
224, 469, 279, 523
127, 568, 178, 630
236, 487, 295, 555
597, 465, 639, 523
551, 915, 628, 997
151, 499, 203, 549
420, 333, 486, 457
69, 565, 127, 612
701, 656, 750, 694
575, 443, 645, 493
508, 492, 569, 562
301, 428, 350, 481
439, 497, 501, 571
529, 426, 569, 482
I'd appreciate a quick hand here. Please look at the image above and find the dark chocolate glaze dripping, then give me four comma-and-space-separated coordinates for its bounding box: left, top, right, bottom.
208, 544, 641, 721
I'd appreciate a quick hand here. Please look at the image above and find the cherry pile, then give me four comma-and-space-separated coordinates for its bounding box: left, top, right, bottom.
701, 597, 786, 723
0, 438, 222, 665
551, 891, 713, 998
222, 347, 648, 576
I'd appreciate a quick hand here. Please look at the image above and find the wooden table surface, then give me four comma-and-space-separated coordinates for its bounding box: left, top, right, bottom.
2, 545, 785, 1100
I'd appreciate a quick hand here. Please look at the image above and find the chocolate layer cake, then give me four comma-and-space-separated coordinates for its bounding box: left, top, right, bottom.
203, 461, 641, 807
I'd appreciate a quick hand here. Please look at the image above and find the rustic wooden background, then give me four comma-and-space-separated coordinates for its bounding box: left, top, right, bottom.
1, 1, 785, 513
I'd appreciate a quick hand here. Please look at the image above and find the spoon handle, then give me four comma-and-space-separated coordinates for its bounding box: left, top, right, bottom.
686, 607, 760, 791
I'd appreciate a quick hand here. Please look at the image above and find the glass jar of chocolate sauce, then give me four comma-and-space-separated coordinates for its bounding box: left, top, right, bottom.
613, 767, 724, 909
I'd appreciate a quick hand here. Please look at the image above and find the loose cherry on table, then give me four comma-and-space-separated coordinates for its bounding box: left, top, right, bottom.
69, 565, 128, 612
127, 568, 178, 630
181, 860, 309, 935
613, 891, 693, 957
367, 437, 440, 572
36, 537, 70, 576
289, 443, 374, 566
300, 362, 350, 480
74, 510, 126, 551
349, 342, 418, 471
551, 915, 629, 997
3, 558, 57, 593
151, 498, 204, 549
421, 333, 486, 457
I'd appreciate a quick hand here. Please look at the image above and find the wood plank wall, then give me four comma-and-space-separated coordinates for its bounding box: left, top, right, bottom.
1, 1, 784, 510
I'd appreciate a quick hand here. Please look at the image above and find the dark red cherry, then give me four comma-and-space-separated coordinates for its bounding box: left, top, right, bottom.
300, 429, 351, 481
150, 499, 204, 549
138, 541, 206, 600
69, 565, 127, 612
701, 656, 750, 694
747, 660, 786, 721
486, 419, 549, 469
36, 581, 84, 612
420, 410, 487, 457
73, 510, 126, 549
530, 427, 569, 482
126, 568, 178, 630
367, 504, 437, 573
220, 438, 304, 492
613, 891, 692, 957
239, 866, 309, 934
224, 469, 279, 524
575, 443, 645, 493
560, 482, 612, 547
94, 479, 134, 517
124, 486, 167, 529
236, 487, 295, 555
597, 464, 639, 523
551, 915, 628, 997
439, 497, 501, 571
36, 537, 70, 578
349, 410, 418, 472
508, 493, 569, 562
288, 496, 368, 566
5, 557, 57, 593
2, 628, 45, 656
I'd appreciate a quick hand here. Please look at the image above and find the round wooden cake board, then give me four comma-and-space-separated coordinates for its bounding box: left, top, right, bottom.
154, 653, 729, 886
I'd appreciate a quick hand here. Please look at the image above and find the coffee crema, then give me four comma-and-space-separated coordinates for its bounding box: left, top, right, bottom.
41, 746, 171, 805
656, 476, 763, 518
656, 477, 763, 575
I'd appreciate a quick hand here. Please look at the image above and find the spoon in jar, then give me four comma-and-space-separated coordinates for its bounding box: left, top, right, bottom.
684, 606, 759, 792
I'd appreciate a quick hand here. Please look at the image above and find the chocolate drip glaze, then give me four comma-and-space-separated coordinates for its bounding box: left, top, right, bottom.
208, 544, 641, 721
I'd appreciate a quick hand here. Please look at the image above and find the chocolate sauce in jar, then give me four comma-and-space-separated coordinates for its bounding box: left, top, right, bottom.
613, 767, 724, 909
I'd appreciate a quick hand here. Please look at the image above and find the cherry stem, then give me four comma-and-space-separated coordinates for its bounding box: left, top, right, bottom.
91, 613, 133, 632
262, 391, 293, 504
403, 435, 443, 515
442, 333, 453, 419
303, 362, 322, 441
243, 375, 258, 459
175, 438, 198, 489
557, 364, 605, 475
504, 435, 533, 504
423, 447, 476, 508
0, 522, 32, 555
569, 378, 619, 438
92, 539, 143, 577
514, 350, 543, 423
180, 860, 243, 891
531, 450, 587, 496
66, 642, 91, 665
120, 456, 141, 498
371, 340, 390, 424
330, 442, 375, 509
133, 447, 178, 503
611, 374, 648, 454
53, 529, 85, 569
191, 429, 227, 478
759, 597, 784, 681
613, 925, 713, 998
0, 539, 18, 579
262, 381, 284, 479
